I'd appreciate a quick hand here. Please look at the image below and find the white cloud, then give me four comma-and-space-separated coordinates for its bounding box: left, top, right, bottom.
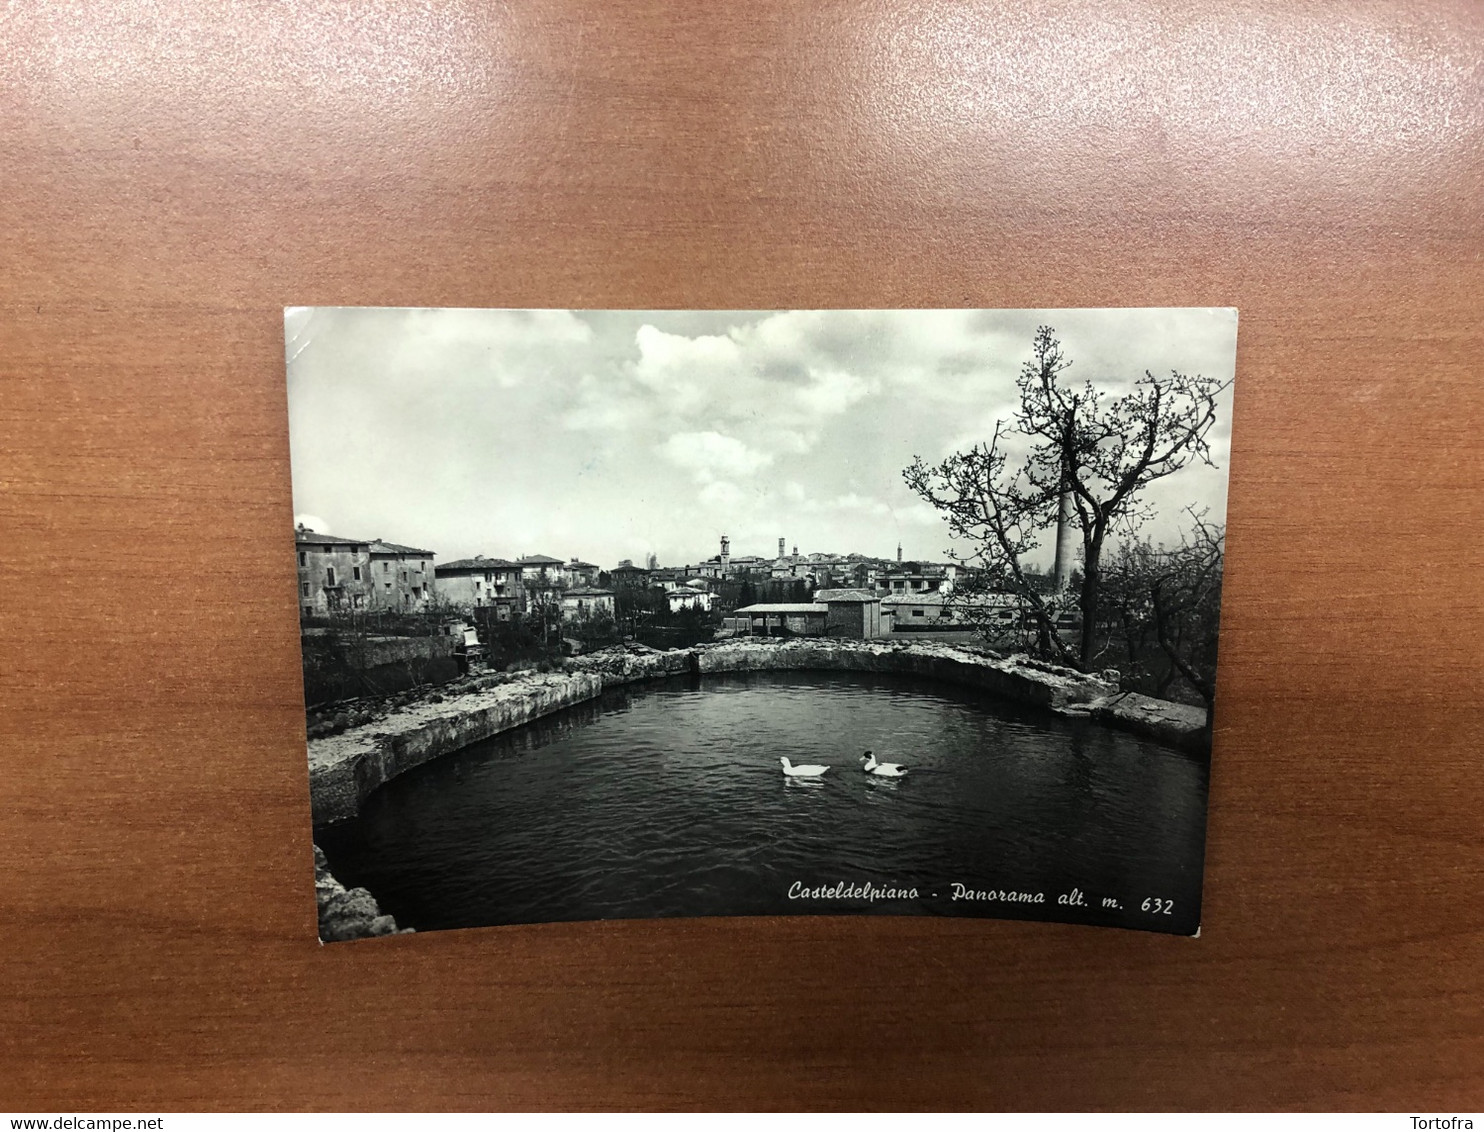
699, 480, 750, 510
897, 501, 949, 527
796, 368, 874, 415
830, 493, 891, 515
770, 429, 819, 455
563, 374, 644, 433
632, 325, 743, 415
389, 307, 593, 389
662, 431, 774, 482
288, 308, 1235, 565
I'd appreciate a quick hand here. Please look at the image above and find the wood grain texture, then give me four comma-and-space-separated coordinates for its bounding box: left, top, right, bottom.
2, 0, 1481, 1111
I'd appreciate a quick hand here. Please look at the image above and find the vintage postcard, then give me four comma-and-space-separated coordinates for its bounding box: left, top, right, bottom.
286, 308, 1236, 940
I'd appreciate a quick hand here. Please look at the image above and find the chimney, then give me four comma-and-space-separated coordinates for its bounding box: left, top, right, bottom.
1052, 489, 1075, 594
897, 542, 903, 562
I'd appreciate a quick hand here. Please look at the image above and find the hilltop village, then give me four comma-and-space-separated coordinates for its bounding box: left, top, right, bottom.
294, 525, 1020, 643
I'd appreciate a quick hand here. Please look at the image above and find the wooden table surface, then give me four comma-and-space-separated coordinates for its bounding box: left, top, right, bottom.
2, 0, 1481, 1112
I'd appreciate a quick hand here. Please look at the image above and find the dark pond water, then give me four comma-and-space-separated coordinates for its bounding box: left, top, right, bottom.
316, 671, 1208, 935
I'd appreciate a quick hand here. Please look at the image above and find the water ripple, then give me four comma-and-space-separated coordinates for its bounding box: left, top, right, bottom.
317, 671, 1208, 934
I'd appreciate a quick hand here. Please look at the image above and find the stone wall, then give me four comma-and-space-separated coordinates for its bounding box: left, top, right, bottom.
1088, 691, 1212, 757
692, 639, 1113, 709
306, 639, 1208, 941
309, 671, 610, 823
313, 844, 407, 941
302, 632, 460, 706
306, 640, 1130, 824
361, 634, 457, 667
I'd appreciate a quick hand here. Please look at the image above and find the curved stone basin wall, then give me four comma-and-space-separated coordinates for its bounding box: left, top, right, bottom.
304, 640, 1196, 825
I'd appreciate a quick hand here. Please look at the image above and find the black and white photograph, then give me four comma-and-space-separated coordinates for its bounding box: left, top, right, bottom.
288, 307, 1237, 941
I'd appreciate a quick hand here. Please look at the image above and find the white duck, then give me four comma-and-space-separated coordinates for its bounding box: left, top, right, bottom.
860, 751, 909, 778
779, 756, 830, 778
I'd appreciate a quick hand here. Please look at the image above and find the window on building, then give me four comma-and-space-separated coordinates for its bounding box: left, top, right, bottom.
353, 566, 361, 581
301, 582, 309, 597
383, 562, 390, 574
399, 570, 406, 582
352, 594, 365, 609
912, 608, 925, 618
418, 561, 424, 572
326, 566, 336, 586
302, 605, 312, 617
298, 551, 306, 567
384, 581, 392, 591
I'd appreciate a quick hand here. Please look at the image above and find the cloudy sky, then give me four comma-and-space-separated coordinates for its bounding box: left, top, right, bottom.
285, 307, 1237, 569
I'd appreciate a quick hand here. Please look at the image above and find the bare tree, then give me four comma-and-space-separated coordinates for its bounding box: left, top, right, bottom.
906, 326, 1228, 669
525, 585, 564, 648
1099, 511, 1225, 715
1147, 513, 1224, 714
905, 425, 1082, 664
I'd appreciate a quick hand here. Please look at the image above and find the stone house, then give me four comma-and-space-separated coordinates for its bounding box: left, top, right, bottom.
882, 591, 953, 629
666, 588, 715, 614
812, 588, 885, 639
295, 526, 374, 617
516, 554, 567, 586
368, 539, 436, 611
516, 554, 569, 612
609, 563, 653, 589
559, 587, 616, 622
881, 590, 1010, 633
880, 569, 953, 596
435, 557, 523, 619
567, 558, 602, 587
723, 554, 770, 578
